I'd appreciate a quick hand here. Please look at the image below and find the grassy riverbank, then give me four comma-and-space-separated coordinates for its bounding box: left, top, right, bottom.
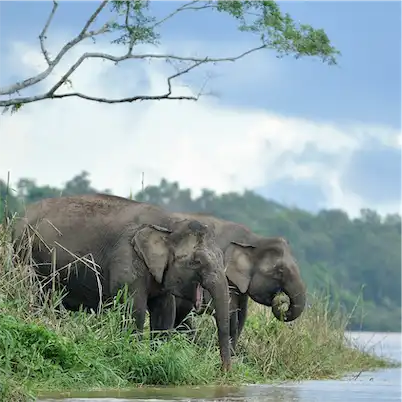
0, 223, 395, 402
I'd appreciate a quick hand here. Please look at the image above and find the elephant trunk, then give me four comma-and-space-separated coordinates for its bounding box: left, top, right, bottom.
272, 278, 306, 322
202, 270, 231, 371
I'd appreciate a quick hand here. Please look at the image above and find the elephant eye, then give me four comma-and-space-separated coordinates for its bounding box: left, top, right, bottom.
190, 258, 202, 268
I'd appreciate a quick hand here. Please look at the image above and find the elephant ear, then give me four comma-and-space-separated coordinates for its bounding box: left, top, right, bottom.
132, 224, 172, 283
225, 241, 255, 294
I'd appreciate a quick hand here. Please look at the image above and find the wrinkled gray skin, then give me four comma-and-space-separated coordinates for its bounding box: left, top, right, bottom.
171, 213, 307, 354
13, 194, 231, 370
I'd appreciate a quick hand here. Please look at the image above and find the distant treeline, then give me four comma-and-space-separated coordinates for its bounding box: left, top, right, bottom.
1, 171, 400, 332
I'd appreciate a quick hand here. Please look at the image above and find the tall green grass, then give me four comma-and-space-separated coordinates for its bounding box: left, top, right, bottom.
0, 219, 395, 402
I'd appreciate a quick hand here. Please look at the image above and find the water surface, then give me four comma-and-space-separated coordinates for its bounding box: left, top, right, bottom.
39, 331, 401, 402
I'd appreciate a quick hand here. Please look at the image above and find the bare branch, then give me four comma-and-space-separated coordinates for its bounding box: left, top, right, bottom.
52, 92, 198, 103
47, 44, 266, 97
152, 1, 216, 29
78, 0, 108, 37
0, 58, 209, 106
0, 44, 266, 108
0, 0, 109, 96
38, 0, 58, 65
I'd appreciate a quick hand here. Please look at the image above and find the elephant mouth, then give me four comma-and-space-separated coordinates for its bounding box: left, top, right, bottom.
194, 283, 203, 312
170, 283, 203, 312
251, 287, 283, 307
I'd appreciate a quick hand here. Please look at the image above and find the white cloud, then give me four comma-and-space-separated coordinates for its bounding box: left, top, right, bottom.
0, 35, 400, 218
396, 130, 402, 149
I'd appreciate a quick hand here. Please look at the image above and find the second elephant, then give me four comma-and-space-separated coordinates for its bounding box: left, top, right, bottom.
172, 213, 307, 353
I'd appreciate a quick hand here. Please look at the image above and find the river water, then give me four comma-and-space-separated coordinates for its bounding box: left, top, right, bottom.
39, 331, 401, 402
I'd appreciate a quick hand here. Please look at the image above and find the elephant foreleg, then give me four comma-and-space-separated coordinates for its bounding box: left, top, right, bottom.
148, 292, 176, 343
109, 248, 148, 341
132, 291, 147, 339
174, 298, 194, 336
229, 309, 239, 356
118, 282, 147, 341
227, 290, 248, 355
237, 294, 248, 338
224, 290, 249, 354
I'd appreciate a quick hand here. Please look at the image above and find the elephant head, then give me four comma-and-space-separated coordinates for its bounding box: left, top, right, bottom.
225, 237, 306, 322
132, 219, 231, 370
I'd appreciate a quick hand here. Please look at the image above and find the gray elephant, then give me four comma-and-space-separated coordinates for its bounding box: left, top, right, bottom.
12, 194, 231, 370
171, 213, 307, 353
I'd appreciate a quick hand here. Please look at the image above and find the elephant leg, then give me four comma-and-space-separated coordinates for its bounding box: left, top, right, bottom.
174, 298, 194, 335
228, 290, 240, 355
108, 251, 148, 340
229, 293, 248, 353
229, 310, 239, 356
131, 289, 147, 340
116, 276, 148, 340
148, 292, 176, 344
236, 293, 249, 345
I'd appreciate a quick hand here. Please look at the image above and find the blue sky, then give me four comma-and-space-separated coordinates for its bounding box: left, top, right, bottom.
0, 1, 401, 217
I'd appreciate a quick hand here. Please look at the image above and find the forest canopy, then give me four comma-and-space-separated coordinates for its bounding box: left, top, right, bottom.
1, 171, 400, 332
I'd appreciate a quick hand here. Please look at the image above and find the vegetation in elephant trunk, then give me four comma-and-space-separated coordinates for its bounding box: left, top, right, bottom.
271, 281, 307, 322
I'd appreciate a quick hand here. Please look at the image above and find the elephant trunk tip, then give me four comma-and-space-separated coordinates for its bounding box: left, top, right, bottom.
272, 292, 291, 320
221, 360, 231, 372
271, 290, 306, 322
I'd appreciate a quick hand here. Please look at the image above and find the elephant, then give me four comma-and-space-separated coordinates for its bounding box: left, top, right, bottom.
170, 213, 307, 353
12, 194, 231, 371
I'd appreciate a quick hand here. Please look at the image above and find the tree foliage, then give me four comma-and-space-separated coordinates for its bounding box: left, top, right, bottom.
0, 0, 340, 113
1, 172, 400, 332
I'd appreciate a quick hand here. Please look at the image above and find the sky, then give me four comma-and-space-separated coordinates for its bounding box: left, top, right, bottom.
0, 0, 401, 218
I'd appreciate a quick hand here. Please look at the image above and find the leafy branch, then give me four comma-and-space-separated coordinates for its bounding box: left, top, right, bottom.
0, 0, 340, 113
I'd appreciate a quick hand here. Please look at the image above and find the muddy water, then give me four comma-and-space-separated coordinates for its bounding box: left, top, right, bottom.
39, 331, 401, 402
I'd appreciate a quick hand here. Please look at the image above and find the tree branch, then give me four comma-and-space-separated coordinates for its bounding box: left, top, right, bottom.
0, 58, 208, 106
0, 0, 110, 96
78, 0, 108, 37
52, 60, 205, 104
0, 44, 266, 108
38, 0, 58, 66
124, 3, 135, 55
152, 0, 216, 29
46, 44, 265, 97
1, 0, 339, 111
